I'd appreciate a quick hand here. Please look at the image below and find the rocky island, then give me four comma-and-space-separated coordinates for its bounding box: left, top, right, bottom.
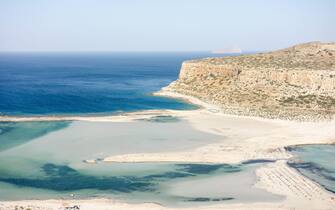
162, 42, 335, 121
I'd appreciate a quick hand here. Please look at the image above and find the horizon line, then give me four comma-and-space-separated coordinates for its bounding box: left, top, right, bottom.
0, 50, 260, 54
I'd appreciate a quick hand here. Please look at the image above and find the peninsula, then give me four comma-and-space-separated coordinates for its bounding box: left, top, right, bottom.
162, 42, 335, 121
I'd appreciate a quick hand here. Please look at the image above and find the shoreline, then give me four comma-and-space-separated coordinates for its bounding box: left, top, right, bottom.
1, 89, 333, 124
0, 109, 191, 122
0, 90, 334, 210
2, 89, 329, 124
0, 199, 302, 210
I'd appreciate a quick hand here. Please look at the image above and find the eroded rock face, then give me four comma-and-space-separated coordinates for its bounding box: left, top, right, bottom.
164, 42, 335, 120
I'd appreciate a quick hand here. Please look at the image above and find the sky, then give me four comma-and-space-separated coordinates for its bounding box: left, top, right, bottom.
0, 0, 334, 52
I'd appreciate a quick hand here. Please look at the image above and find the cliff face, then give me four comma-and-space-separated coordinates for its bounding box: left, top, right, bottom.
164, 42, 335, 120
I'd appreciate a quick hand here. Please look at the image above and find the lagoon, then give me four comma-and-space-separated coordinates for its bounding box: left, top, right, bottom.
287, 144, 335, 193
0, 120, 282, 206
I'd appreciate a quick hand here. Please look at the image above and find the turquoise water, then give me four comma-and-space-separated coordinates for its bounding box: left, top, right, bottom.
0, 160, 280, 206
0, 120, 282, 206
137, 115, 180, 123
0, 121, 69, 151
287, 144, 335, 193
0, 52, 285, 206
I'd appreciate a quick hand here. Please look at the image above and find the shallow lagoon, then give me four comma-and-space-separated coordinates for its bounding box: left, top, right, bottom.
287, 144, 335, 193
0, 118, 221, 166
0, 162, 282, 206
0, 119, 282, 206
0, 121, 69, 152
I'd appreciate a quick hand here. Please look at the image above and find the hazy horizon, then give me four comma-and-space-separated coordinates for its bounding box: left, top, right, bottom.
1, 0, 334, 52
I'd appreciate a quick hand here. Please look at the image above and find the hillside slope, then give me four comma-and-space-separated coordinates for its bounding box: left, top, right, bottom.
163, 42, 335, 120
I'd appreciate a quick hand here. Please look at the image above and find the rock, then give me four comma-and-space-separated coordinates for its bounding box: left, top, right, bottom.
164, 42, 335, 121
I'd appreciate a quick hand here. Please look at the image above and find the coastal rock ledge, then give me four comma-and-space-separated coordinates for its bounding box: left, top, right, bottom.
163, 42, 335, 121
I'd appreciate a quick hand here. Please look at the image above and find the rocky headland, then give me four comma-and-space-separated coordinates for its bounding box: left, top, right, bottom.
162, 42, 335, 121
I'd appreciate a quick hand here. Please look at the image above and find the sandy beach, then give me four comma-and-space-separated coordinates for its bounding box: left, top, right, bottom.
0, 90, 334, 210
1, 0, 335, 208
102, 91, 335, 164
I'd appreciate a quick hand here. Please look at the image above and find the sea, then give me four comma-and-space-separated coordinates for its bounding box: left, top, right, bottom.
0, 52, 215, 116
0, 52, 333, 205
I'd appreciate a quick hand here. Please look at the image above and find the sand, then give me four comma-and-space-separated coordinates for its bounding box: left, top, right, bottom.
103, 91, 335, 164
0, 199, 299, 210
0, 90, 334, 209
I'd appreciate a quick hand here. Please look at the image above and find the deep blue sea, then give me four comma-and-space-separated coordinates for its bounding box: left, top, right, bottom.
0, 52, 217, 116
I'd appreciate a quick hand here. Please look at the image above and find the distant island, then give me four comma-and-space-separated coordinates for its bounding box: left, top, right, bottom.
162, 42, 335, 121
211, 47, 242, 54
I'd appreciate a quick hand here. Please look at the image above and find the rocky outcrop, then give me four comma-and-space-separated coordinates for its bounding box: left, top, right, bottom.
164, 42, 335, 120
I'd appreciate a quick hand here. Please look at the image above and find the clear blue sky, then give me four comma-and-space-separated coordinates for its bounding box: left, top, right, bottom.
0, 0, 334, 52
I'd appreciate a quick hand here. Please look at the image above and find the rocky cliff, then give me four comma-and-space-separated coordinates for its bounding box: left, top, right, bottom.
163, 42, 335, 120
